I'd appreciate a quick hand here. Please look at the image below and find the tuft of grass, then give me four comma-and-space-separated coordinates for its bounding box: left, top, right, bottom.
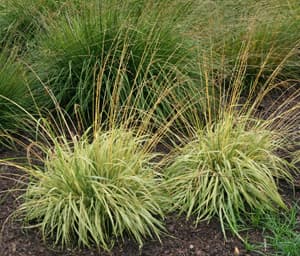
29, 0, 197, 128
163, 112, 294, 238
251, 204, 300, 256
161, 41, 300, 239
264, 205, 300, 256
16, 128, 166, 251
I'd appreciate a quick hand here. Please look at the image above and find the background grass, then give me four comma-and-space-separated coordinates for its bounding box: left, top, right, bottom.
187, 0, 300, 89
0, 49, 34, 134
0, 0, 79, 53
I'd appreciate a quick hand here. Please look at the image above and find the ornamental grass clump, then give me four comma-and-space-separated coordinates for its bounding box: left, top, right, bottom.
17, 129, 165, 250
30, 0, 196, 127
163, 113, 294, 238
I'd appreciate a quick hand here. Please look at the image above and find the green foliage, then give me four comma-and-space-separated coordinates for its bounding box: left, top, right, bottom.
188, 0, 300, 87
17, 129, 166, 250
222, 15, 300, 81
265, 205, 300, 256
251, 204, 300, 256
30, 0, 196, 127
0, 50, 33, 133
0, 0, 68, 51
163, 113, 293, 238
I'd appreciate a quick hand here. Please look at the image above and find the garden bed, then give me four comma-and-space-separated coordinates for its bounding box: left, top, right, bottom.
1, 1, 300, 255
0, 161, 261, 256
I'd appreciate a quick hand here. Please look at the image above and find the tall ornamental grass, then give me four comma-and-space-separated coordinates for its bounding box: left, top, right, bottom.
29, 0, 197, 128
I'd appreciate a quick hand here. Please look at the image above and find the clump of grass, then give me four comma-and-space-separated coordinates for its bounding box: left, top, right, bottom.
163, 111, 294, 238
161, 43, 300, 238
29, 0, 196, 128
17, 128, 166, 250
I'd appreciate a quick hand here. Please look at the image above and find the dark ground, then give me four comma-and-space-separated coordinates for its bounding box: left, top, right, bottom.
0, 86, 300, 256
